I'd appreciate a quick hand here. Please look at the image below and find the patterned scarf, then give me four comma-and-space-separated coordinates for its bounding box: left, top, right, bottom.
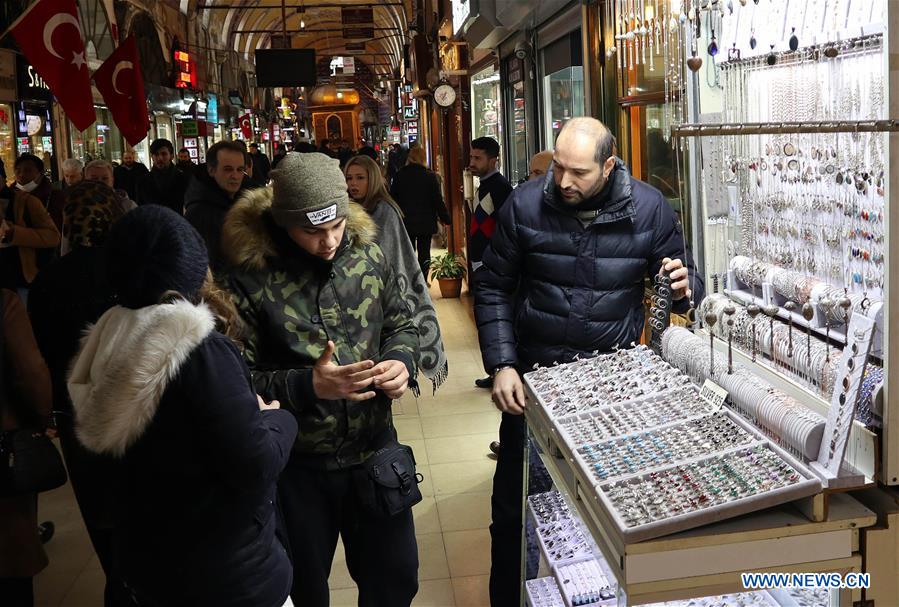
369, 200, 448, 393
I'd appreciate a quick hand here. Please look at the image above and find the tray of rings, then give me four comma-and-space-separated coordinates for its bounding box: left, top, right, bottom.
591, 439, 821, 543
523, 346, 693, 422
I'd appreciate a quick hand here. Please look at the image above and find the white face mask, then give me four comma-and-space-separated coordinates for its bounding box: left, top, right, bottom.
15, 180, 39, 193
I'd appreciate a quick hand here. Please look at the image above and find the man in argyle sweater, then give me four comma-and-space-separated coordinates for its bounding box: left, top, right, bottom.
468, 137, 512, 391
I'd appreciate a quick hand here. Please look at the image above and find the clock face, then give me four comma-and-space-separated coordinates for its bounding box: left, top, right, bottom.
434, 84, 456, 107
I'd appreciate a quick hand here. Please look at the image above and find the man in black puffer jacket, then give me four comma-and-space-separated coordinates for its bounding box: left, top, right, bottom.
474, 117, 704, 606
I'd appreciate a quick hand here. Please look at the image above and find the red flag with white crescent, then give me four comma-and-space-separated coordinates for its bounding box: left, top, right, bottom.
239, 113, 253, 139
94, 35, 149, 146
9, 0, 95, 131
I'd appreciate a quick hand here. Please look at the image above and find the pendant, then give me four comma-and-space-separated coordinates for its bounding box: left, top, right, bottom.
788, 27, 799, 51
708, 32, 719, 56
824, 45, 839, 58
750, 29, 757, 50
766, 44, 777, 66
687, 49, 704, 72
728, 43, 741, 61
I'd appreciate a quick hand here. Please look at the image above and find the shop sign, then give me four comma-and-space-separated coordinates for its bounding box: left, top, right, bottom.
341, 7, 373, 25
18, 137, 28, 147
345, 42, 366, 53
97, 134, 105, 144
181, 119, 199, 137
0, 50, 16, 101
508, 59, 524, 84
403, 107, 418, 120
343, 27, 373, 40
207, 93, 219, 124
16, 55, 52, 102
452, 0, 472, 36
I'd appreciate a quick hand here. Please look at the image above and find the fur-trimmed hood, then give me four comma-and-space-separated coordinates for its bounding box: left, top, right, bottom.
222, 186, 377, 271
67, 300, 216, 457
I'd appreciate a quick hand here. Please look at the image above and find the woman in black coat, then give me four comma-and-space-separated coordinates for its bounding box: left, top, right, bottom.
389, 147, 451, 278
67, 205, 297, 607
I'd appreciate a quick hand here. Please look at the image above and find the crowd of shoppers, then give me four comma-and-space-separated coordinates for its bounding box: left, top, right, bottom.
0, 117, 702, 607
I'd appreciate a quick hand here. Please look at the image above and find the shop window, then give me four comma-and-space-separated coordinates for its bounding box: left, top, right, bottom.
0, 104, 13, 178
540, 30, 584, 146
507, 79, 529, 185
69, 108, 124, 163
471, 65, 503, 163
543, 66, 585, 145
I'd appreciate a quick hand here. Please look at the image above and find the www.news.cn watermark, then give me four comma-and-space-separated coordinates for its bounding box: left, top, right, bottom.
742, 572, 871, 590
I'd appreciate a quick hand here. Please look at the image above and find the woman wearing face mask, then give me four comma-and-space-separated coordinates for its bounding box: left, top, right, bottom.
0, 156, 60, 300
345, 155, 448, 393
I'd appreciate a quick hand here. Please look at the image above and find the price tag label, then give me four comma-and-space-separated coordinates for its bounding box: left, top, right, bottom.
700, 379, 729, 410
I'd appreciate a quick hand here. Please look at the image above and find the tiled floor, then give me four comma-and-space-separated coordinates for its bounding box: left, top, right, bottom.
33, 284, 499, 606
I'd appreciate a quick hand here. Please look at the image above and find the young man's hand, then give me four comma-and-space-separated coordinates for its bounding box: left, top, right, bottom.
312, 341, 377, 401
371, 359, 410, 399
492, 367, 526, 415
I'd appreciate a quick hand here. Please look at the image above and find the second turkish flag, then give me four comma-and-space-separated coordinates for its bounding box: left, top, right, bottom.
239, 113, 254, 139
9, 0, 95, 131
94, 36, 149, 146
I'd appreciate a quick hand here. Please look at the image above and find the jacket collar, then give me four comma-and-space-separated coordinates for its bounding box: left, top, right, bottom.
222, 186, 378, 272
543, 158, 636, 225
184, 172, 237, 211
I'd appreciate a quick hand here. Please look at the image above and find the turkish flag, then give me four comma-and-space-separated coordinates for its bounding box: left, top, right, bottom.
239, 113, 253, 139
9, 0, 95, 131
94, 36, 149, 146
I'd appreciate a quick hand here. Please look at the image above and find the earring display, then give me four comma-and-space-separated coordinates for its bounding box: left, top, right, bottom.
526, 577, 565, 607
554, 559, 615, 606
598, 443, 820, 542
813, 314, 876, 477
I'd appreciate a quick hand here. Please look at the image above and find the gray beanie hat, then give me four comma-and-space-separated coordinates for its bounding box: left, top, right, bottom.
270, 152, 349, 228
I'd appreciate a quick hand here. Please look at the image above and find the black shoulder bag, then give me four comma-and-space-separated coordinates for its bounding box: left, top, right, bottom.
354, 441, 424, 518
0, 293, 68, 498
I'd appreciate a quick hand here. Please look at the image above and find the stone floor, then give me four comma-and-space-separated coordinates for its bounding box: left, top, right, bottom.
34, 283, 500, 606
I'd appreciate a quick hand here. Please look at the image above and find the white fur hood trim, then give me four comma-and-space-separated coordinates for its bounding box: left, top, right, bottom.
68, 300, 216, 457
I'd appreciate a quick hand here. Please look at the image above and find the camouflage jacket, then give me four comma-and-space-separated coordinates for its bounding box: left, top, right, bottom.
223, 188, 419, 469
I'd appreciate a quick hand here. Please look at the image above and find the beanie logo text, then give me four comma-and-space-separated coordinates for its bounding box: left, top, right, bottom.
306, 204, 338, 226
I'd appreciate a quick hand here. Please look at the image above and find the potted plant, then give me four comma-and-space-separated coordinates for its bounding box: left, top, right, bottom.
429, 252, 466, 298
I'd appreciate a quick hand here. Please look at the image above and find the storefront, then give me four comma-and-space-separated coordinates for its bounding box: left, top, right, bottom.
520, 2, 899, 606
535, 7, 586, 147
0, 49, 16, 176
68, 105, 126, 164
14, 55, 56, 161
470, 64, 502, 151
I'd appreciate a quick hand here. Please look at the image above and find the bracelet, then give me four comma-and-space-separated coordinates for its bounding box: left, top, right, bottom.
492, 365, 515, 377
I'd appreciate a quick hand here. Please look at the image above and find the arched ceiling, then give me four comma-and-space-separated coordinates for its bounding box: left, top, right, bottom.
199, 1, 415, 86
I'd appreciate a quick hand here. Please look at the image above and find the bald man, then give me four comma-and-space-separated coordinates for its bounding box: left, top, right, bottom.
473, 117, 704, 606
527, 150, 553, 181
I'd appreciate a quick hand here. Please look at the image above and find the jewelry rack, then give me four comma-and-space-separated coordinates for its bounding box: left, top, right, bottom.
672, 119, 899, 138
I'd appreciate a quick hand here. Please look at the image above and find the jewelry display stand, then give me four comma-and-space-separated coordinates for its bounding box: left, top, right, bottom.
518, 1, 898, 604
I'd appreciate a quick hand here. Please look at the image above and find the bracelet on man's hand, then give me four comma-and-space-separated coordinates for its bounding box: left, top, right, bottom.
491, 364, 516, 377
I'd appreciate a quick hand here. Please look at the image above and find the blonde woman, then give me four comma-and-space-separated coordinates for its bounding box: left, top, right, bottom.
346, 155, 448, 392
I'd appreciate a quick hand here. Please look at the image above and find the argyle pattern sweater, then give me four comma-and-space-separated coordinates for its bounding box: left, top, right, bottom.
468, 172, 513, 270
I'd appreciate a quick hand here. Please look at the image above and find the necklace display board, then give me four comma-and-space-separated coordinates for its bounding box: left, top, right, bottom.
664, 0, 894, 487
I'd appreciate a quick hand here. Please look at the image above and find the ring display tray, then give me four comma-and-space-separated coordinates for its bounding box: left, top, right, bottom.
591, 440, 822, 543
524, 368, 822, 544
